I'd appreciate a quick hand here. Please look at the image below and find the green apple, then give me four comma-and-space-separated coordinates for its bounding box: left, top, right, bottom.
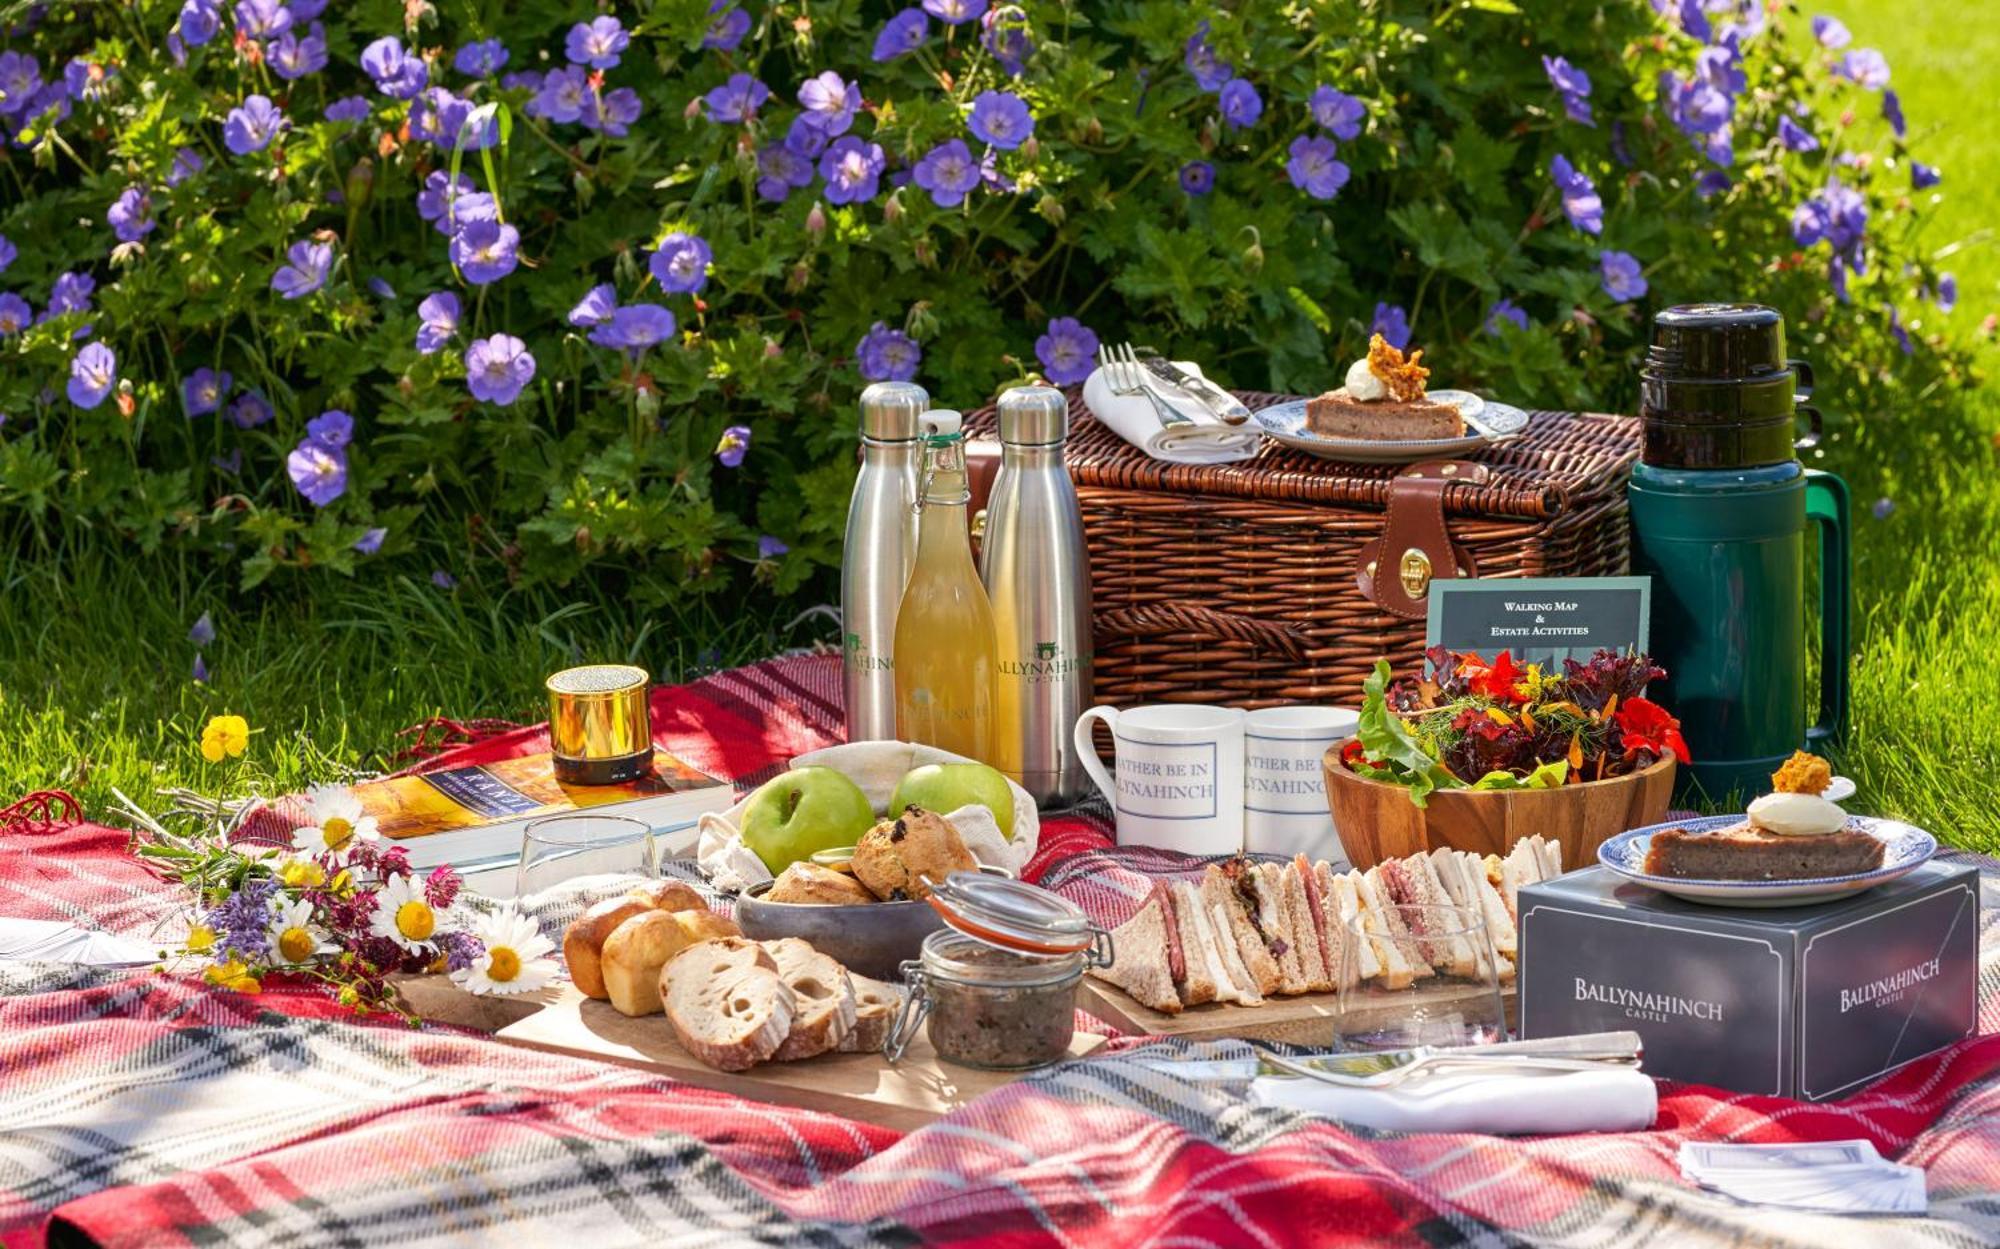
739, 767, 877, 873
890, 763, 1017, 839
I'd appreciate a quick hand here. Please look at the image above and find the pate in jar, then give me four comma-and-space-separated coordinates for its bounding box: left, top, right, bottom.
886, 872, 1112, 1071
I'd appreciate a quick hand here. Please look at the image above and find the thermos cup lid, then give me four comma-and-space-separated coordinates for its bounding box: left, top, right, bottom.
1647, 303, 1788, 382
858, 380, 930, 441
996, 384, 1069, 445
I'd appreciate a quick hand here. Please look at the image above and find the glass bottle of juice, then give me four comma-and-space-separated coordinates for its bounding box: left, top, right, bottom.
894, 410, 998, 762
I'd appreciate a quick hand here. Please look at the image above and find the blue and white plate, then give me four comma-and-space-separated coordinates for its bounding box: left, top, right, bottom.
1252, 392, 1529, 464
1597, 813, 1936, 908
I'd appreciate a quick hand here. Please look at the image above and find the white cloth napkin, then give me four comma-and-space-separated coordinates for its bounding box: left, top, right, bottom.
1081, 362, 1263, 465
0, 917, 157, 966
695, 741, 1042, 893
1248, 1066, 1658, 1136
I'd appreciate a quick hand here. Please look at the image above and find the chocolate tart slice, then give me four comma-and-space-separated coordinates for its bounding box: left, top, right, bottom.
1641, 822, 1886, 882
1305, 389, 1466, 441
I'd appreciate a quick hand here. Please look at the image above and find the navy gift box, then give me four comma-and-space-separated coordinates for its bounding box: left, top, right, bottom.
1518, 860, 1977, 1101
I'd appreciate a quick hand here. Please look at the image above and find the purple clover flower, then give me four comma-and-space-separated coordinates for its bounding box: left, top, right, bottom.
360, 36, 428, 100
1836, 49, 1890, 91
581, 85, 642, 137
1309, 86, 1365, 141
223, 94, 286, 154
1178, 160, 1215, 196
269, 25, 328, 80
568, 284, 616, 328
876, 8, 928, 59
1218, 79, 1262, 130
1550, 154, 1603, 236
1600, 250, 1648, 302
715, 424, 752, 467
759, 535, 788, 560
967, 90, 1032, 149
703, 73, 770, 125
650, 232, 712, 294
1034, 317, 1098, 386
355, 528, 387, 555
705, 5, 751, 52
178, 0, 221, 46
566, 16, 629, 70
820, 136, 886, 204
67, 342, 116, 409
307, 409, 353, 449
530, 66, 588, 124
0, 294, 29, 335
589, 304, 676, 354
450, 221, 521, 285
232, 0, 290, 42
49, 271, 94, 316
416, 291, 459, 354
1811, 15, 1852, 49
1882, 89, 1905, 140
982, 9, 1033, 77
913, 139, 981, 207
183, 367, 230, 416
923, 0, 986, 24
856, 322, 920, 381
229, 390, 272, 429
1285, 135, 1349, 201
798, 71, 860, 137
464, 333, 535, 404
324, 96, 370, 124
1370, 303, 1410, 351
455, 39, 508, 78
1183, 22, 1232, 92
287, 435, 347, 507
1777, 115, 1818, 153
167, 147, 206, 186
108, 186, 153, 243
271, 239, 333, 299
1911, 161, 1941, 190
756, 143, 814, 202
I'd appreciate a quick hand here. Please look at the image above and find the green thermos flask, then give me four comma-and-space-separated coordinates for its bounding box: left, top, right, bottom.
1627, 304, 1851, 803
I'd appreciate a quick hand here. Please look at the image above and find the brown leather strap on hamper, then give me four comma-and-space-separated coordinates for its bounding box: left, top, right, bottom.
1355, 460, 1490, 619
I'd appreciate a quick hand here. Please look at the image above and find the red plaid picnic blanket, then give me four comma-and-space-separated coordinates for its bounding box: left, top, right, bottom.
5, 653, 2000, 1248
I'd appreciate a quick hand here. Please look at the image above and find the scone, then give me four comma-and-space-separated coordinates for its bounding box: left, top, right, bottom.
767, 861, 878, 906
851, 806, 980, 901
600, 909, 742, 1017
662, 937, 795, 1072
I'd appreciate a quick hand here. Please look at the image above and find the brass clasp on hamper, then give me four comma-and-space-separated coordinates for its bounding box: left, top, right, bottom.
1354, 460, 1490, 619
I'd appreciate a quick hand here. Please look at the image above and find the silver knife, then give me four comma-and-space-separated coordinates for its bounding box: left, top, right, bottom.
1140, 357, 1252, 426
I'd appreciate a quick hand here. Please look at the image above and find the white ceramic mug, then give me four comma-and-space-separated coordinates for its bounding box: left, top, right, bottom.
1243, 706, 1360, 863
1074, 704, 1245, 855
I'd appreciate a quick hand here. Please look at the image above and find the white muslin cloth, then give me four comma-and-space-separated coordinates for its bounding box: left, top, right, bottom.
1081, 362, 1263, 464
0, 917, 157, 966
695, 741, 1041, 893
1248, 1066, 1658, 1136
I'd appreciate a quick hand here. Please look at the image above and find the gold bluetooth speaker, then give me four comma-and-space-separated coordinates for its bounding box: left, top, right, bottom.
546, 664, 655, 785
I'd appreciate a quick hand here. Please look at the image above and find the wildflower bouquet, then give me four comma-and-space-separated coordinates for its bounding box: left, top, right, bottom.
1340, 648, 1691, 807
124, 716, 556, 1014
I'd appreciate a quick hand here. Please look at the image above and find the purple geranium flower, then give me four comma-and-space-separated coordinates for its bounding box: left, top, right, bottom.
650, 232, 712, 294
189, 612, 215, 646
982, 10, 1033, 77
922, 0, 986, 25
1777, 115, 1818, 153
167, 147, 206, 186
785, 114, 831, 159
223, 94, 285, 154
269, 25, 327, 80
415, 291, 459, 354
417, 171, 494, 234
432, 569, 458, 591
529, 66, 587, 124
1370, 303, 1410, 351
367, 276, 395, 300
1178, 160, 1214, 196
1793, 179, 1868, 261
0, 294, 30, 335
913, 139, 981, 207
1183, 22, 1232, 92
758, 535, 788, 560
798, 71, 860, 136
876, 7, 928, 60
1550, 154, 1603, 235
1697, 170, 1733, 198
324, 95, 370, 124
704, 5, 751, 52
756, 143, 814, 202
271, 239, 333, 299
290, 0, 327, 19
1937, 273, 1958, 313
455, 39, 508, 78
1882, 89, 1905, 140
715, 424, 752, 467
1887, 305, 1912, 355
1811, 15, 1851, 49
0, 235, 12, 273
360, 36, 428, 100
1542, 54, 1590, 101
704, 73, 770, 125
191, 650, 207, 681
1911, 161, 1941, 190
967, 90, 1032, 149
580, 85, 641, 137
67, 342, 116, 409
568, 283, 616, 328
1485, 299, 1529, 336
1836, 49, 1890, 90
501, 70, 544, 94
1661, 72, 1733, 137
1034, 317, 1098, 385
1218, 78, 1261, 130
1285, 135, 1349, 201
411, 88, 498, 150
232, 0, 290, 41
450, 221, 520, 285
108, 186, 153, 242
228, 390, 272, 429
1309, 86, 1365, 141
820, 136, 886, 204
287, 436, 346, 507
49, 271, 94, 316
178, 0, 221, 46
1600, 250, 1648, 302
355, 527, 386, 555
464, 333, 535, 404
182, 367, 231, 416
566, 16, 628, 70
212, 448, 242, 475
306, 409, 353, 449
856, 322, 921, 381
589, 304, 676, 354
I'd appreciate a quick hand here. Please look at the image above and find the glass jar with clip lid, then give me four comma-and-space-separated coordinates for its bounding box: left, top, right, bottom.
885, 871, 1113, 1071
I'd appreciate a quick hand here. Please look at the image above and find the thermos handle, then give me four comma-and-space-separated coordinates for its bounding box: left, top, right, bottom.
1072, 706, 1120, 807
1790, 359, 1822, 451
1793, 405, 1823, 452
1804, 469, 1851, 749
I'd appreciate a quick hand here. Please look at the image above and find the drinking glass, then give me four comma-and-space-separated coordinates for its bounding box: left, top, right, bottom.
1332, 902, 1507, 1051
516, 814, 658, 896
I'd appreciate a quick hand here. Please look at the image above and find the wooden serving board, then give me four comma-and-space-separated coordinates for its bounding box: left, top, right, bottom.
1078, 976, 1518, 1046
395, 977, 1104, 1131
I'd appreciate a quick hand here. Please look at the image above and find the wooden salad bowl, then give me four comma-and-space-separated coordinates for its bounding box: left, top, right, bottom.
1321, 743, 1676, 871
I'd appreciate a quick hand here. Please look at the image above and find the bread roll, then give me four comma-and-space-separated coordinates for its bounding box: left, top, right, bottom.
563, 897, 653, 1000
626, 879, 709, 913
663, 938, 794, 1072
767, 862, 878, 905
601, 910, 743, 1017
851, 806, 979, 901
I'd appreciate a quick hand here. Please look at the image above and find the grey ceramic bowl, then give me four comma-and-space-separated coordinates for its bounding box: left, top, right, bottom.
733, 865, 1011, 981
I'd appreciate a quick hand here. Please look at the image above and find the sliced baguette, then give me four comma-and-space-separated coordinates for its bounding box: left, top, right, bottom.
763, 938, 859, 1061
840, 974, 904, 1053
1088, 890, 1182, 1014
662, 937, 795, 1072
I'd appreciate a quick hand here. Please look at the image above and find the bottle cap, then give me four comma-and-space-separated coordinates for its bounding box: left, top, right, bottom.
995, 385, 1069, 445
858, 381, 929, 441
919, 408, 963, 439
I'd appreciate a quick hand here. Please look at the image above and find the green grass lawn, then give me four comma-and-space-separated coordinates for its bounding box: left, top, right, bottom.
3, 2, 1997, 851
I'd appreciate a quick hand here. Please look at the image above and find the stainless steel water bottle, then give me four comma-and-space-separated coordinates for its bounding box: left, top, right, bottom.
842, 381, 928, 741
981, 385, 1093, 805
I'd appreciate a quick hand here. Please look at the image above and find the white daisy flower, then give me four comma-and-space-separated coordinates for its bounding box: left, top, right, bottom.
293, 784, 381, 858
452, 907, 557, 996
368, 874, 444, 953
266, 897, 326, 966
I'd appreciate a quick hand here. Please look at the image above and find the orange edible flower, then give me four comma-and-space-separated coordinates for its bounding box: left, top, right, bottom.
1467, 650, 1527, 705
1771, 750, 1831, 795
1614, 696, 1692, 765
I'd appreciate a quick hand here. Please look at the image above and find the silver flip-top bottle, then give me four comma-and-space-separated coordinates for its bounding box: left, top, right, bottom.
981, 385, 1093, 805
842, 381, 929, 741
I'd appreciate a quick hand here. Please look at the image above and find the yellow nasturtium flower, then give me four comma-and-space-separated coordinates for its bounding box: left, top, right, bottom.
199, 714, 251, 763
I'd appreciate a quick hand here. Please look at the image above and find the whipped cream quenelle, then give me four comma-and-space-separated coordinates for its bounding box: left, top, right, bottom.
1745, 790, 1848, 837
1342, 356, 1387, 402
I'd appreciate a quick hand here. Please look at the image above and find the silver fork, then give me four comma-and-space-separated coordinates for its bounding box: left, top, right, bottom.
1097, 343, 1195, 428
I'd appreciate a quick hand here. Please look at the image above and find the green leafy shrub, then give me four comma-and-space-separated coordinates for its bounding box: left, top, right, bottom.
0, 0, 1967, 606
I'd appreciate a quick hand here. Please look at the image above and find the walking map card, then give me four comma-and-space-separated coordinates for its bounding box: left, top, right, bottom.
1426, 576, 1651, 666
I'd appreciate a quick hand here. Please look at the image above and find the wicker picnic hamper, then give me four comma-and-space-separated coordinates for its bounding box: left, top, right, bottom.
968, 393, 1642, 709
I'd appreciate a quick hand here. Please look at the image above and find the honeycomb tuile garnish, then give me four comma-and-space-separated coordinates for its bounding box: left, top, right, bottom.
1365, 333, 1432, 403
1770, 750, 1832, 796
